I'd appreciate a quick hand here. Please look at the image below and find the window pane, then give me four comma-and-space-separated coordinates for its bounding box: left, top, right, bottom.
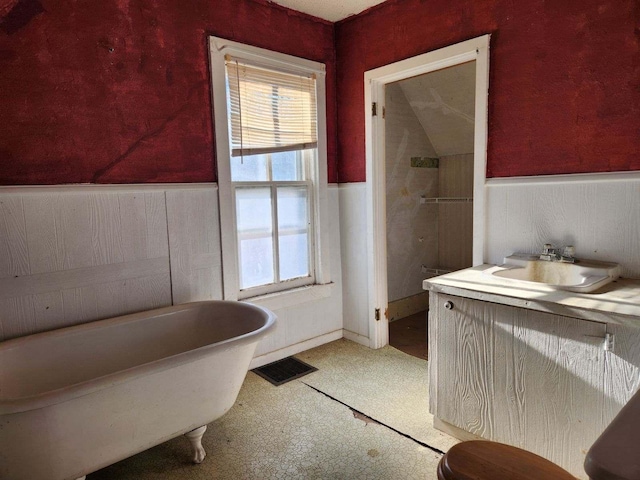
277, 186, 308, 230
236, 187, 274, 289
231, 154, 268, 181
279, 233, 309, 281
238, 237, 274, 289
271, 150, 304, 181
277, 187, 309, 280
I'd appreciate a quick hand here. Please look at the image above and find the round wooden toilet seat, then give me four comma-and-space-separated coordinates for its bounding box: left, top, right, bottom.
437, 441, 576, 480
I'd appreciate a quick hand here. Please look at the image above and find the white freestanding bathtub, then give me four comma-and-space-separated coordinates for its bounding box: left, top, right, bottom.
0, 301, 276, 480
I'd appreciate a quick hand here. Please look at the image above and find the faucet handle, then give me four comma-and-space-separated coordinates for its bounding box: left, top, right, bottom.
563, 245, 575, 258
542, 243, 553, 254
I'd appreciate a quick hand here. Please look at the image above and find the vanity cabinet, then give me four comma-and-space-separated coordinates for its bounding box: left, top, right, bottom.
429, 290, 640, 479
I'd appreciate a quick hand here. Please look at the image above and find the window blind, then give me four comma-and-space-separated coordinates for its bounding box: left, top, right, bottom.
226, 56, 318, 157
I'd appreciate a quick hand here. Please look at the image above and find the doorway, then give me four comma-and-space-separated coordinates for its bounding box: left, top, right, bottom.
365, 35, 489, 348
385, 63, 476, 359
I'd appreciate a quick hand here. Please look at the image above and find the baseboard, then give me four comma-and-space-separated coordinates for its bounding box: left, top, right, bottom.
249, 329, 343, 369
388, 292, 430, 321
342, 329, 370, 347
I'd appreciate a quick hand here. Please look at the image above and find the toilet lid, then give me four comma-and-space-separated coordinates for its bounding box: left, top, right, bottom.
438, 441, 575, 480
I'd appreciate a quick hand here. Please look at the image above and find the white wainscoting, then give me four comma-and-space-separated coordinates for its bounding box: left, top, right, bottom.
0, 184, 224, 341
485, 172, 640, 279
166, 189, 223, 304
339, 183, 370, 343
0, 188, 173, 341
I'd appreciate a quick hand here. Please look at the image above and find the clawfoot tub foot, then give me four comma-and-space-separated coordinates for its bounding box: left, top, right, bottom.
184, 425, 207, 463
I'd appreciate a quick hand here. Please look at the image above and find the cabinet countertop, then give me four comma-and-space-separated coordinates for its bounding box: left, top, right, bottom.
423, 265, 640, 325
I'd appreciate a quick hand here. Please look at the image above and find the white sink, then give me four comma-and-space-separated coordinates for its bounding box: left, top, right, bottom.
487, 253, 622, 293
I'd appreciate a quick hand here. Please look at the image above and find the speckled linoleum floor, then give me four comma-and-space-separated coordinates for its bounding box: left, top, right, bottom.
88, 339, 457, 480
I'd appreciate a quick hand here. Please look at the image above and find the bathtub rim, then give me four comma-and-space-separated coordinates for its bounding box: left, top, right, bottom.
0, 300, 276, 415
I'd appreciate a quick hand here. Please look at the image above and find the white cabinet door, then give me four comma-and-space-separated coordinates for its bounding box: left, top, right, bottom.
429, 291, 607, 478
429, 292, 498, 439
603, 322, 640, 422
495, 303, 606, 477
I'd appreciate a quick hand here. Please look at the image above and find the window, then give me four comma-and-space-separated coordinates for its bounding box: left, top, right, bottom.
233, 150, 313, 291
209, 37, 330, 300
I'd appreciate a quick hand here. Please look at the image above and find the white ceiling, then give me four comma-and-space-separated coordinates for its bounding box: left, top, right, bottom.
270, 0, 388, 22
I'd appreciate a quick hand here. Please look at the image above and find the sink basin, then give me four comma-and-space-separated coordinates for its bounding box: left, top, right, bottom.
487, 253, 622, 293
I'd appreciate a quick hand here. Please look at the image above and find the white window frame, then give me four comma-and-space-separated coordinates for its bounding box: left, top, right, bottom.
209, 36, 331, 301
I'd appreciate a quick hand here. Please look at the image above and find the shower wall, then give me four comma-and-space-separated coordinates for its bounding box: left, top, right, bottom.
385, 83, 438, 308
395, 62, 475, 281
437, 154, 474, 271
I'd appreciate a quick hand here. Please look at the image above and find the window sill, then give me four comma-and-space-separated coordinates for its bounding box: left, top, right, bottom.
241, 282, 334, 311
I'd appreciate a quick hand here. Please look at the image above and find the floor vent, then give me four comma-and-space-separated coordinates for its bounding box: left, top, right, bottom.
252, 357, 317, 386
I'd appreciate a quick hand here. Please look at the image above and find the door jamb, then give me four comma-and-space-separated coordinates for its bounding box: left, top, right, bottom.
364, 35, 490, 348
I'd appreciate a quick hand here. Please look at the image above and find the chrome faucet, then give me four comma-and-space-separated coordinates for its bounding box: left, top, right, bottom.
540, 243, 576, 263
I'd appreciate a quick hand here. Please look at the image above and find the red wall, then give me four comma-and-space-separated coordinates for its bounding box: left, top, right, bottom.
3, 0, 638, 185
335, 0, 640, 182
0, 0, 337, 184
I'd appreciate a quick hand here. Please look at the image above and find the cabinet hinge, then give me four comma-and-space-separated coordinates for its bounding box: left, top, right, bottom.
375, 308, 380, 321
